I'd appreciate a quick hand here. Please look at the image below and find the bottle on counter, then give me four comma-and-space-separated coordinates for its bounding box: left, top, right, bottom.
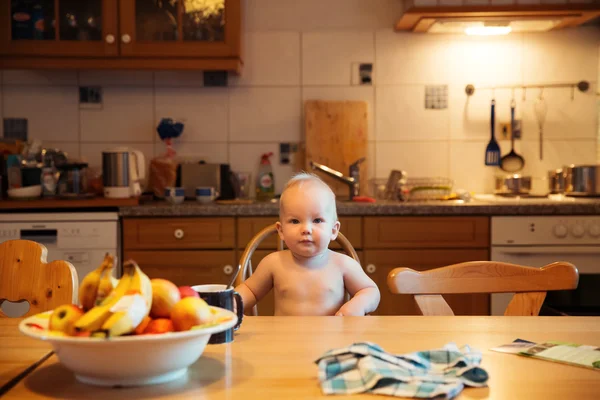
255, 152, 275, 202
41, 160, 57, 197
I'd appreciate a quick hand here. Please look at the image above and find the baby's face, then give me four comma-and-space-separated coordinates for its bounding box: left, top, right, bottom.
277, 183, 339, 259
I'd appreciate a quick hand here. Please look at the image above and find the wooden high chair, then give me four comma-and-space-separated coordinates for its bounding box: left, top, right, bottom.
235, 224, 360, 316
387, 261, 579, 316
0, 240, 78, 318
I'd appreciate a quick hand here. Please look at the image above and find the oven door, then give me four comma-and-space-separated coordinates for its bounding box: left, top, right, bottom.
491, 246, 600, 316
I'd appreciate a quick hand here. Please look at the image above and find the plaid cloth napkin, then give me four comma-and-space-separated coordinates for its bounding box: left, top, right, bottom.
315, 342, 488, 399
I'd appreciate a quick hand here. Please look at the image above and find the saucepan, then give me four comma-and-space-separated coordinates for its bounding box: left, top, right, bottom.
548, 168, 565, 194
494, 174, 531, 195
564, 164, 600, 197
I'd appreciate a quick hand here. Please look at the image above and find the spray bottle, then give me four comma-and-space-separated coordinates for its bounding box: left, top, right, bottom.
256, 152, 275, 202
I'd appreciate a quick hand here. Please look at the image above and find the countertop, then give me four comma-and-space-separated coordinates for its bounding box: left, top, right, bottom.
118, 196, 600, 217
2, 196, 600, 217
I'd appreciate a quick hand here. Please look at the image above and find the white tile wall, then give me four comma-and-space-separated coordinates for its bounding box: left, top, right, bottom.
3, 70, 77, 86
80, 87, 154, 143
376, 30, 451, 85
230, 31, 301, 86
376, 85, 450, 141
302, 31, 374, 86
79, 71, 153, 86
3, 86, 79, 142
1, 2, 598, 196
229, 88, 301, 142
155, 88, 228, 142
375, 141, 450, 178
523, 28, 599, 85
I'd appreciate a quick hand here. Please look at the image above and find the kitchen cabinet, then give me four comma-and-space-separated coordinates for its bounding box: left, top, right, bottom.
0, 0, 242, 72
122, 217, 237, 287
364, 217, 490, 316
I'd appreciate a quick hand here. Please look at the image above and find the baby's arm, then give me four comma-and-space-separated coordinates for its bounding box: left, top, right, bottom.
235, 254, 275, 313
336, 257, 380, 316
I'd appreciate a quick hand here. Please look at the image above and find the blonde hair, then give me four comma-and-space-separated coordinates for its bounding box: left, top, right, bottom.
280, 172, 338, 220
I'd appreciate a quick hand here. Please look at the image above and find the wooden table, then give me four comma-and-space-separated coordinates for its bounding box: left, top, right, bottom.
1, 316, 599, 399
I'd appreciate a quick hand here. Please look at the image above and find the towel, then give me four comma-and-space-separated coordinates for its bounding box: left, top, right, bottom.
315, 342, 488, 399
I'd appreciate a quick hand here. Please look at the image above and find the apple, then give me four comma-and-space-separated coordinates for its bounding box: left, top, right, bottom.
178, 286, 200, 299
49, 304, 85, 336
170, 297, 213, 331
150, 279, 181, 318
143, 318, 175, 334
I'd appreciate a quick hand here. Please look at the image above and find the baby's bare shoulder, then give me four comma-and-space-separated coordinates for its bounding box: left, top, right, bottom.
328, 250, 361, 270
261, 250, 291, 271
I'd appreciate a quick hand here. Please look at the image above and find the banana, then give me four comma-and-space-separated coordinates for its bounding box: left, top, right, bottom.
100, 260, 153, 337
79, 253, 117, 311
74, 262, 135, 333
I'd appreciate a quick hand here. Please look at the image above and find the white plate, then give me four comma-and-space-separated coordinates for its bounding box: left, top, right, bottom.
8, 185, 42, 199
19, 306, 237, 387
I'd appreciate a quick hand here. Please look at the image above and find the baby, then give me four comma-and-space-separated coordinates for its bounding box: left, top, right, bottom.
235, 173, 380, 316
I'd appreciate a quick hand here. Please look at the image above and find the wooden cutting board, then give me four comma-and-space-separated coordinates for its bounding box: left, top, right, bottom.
304, 100, 368, 198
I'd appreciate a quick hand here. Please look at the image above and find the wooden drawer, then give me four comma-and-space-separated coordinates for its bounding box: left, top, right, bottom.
364, 217, 489, 249
237, 217, 362, 250
364, 248, 490, 316
124, 250, 236, 287
123, 218, 235, 250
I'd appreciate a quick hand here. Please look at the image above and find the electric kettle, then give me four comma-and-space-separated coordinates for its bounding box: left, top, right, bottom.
102, 147, 145, 198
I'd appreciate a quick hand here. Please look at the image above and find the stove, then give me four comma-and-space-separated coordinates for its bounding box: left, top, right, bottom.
491, 215, 600, 316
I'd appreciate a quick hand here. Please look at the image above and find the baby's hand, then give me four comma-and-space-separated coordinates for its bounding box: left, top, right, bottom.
335, 302, 365, 317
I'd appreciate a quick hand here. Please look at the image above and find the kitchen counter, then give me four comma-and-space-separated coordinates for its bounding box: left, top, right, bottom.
119, 196, 600, 217
0, 197, 139, 210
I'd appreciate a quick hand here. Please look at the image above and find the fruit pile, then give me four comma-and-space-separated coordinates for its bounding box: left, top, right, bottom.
44, 254, 225, 338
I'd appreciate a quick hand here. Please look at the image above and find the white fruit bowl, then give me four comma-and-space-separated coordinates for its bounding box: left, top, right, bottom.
19, 306, 237, 387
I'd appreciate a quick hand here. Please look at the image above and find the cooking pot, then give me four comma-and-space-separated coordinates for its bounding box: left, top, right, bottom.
548, 168, 565, 194
564, 164, 600, 197
494, 174, 531, 195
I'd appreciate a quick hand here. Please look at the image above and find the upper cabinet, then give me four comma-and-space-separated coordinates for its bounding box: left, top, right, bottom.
0, 0, 242, 72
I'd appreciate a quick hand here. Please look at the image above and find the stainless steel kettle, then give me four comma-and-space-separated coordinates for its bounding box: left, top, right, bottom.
102, 147, 145, 198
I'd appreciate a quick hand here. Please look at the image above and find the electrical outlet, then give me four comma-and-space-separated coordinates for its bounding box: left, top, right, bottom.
499, 120, 522, 140
279, 142, 298, 165
351, 63, 373, 85
79, 86, 103, 109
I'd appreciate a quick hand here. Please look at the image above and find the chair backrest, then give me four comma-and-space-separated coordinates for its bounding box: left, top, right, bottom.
0, 240, 78, 318
387, 261, 579, 316
235, 223, 360, 316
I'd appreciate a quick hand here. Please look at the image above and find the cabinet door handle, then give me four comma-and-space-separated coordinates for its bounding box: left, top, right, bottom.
105, 34, 115, 44
121, 34, 131, 44
223, 265, 233, 275
366, 264, 376, 274
174, 229, 184, 239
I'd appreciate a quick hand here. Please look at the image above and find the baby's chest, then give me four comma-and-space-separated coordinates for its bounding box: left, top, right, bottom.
274, 267, 344, 298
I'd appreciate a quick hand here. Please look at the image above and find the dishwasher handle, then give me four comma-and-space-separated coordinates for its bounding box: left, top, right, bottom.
20, 229, 58, 245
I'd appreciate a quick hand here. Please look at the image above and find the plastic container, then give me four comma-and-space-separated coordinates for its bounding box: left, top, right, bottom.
255, 152, 275, 202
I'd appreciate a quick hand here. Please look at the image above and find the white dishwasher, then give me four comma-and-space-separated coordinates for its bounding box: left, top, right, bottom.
0, 212, 120, 316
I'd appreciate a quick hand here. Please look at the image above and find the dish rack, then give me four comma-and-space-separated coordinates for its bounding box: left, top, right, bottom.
403, 177, 454, 201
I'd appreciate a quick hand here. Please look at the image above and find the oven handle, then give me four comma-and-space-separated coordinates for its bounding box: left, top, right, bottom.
493, 247, 600, 255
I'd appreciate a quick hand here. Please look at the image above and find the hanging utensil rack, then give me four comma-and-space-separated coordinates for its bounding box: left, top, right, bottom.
465, 80, 589, 100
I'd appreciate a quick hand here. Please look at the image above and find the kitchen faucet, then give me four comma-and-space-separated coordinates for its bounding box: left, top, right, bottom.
309, 158, 365, 200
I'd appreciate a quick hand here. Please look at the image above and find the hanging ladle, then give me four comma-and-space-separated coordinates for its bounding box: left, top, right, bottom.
500, 98, 525, 172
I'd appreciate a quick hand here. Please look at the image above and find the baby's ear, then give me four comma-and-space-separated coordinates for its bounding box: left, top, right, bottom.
275, 221, 285, 241
330, 220, 341, 240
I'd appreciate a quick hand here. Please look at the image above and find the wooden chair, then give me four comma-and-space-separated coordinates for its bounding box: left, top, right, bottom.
0, 240, 78, 318
387, 261, 579, 316
235, 223, 360, 316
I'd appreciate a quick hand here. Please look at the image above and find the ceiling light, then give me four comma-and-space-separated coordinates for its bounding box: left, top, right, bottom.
465, 25, 512, 36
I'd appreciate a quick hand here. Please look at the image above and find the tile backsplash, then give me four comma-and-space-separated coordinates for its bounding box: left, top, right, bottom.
1, 0, 599, 195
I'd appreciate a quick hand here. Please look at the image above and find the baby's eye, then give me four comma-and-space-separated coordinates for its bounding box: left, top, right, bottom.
290, 219, 299, 224
313, 218, 324, 223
